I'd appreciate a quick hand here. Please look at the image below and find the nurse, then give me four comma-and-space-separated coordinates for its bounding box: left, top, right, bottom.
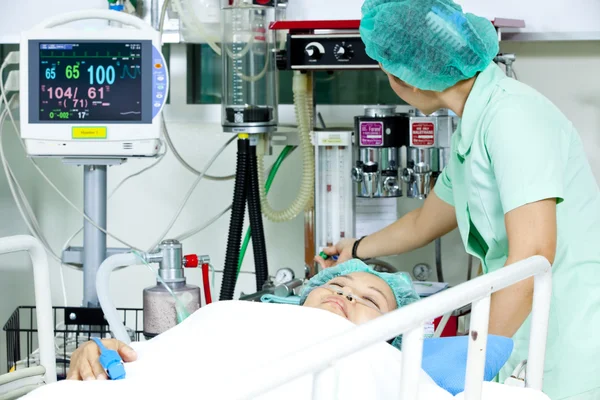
316, 0, 600, 398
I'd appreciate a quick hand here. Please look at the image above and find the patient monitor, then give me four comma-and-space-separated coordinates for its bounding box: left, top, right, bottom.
19, 10, 168, 158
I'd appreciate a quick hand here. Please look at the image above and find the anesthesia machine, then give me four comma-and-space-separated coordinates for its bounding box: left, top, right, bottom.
272, 20, 457, 280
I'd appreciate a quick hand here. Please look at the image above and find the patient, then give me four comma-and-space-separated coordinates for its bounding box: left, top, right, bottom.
67, 260, 420, 381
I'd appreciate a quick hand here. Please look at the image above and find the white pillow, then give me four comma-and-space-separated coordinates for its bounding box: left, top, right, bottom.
26, 301, 452, 400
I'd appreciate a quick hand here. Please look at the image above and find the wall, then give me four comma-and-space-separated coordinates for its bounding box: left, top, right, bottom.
288, 0, 600, 35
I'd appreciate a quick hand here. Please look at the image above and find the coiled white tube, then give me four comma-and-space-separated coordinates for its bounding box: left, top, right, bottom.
97, 253, 141, 344
258, 72, 314, 222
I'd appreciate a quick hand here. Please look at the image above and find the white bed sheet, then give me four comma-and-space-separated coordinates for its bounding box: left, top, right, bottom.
23, 301, 548, 400
455, 382, 550, 399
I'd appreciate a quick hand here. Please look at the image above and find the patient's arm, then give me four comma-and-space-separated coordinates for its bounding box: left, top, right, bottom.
67, 339, 137, 381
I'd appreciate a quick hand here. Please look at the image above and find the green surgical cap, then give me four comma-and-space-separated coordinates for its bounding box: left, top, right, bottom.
360, 0, 499, 92
299, 259, 420, 349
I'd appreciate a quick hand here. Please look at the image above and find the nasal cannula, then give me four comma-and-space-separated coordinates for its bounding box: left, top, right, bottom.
320, 284, 383, 314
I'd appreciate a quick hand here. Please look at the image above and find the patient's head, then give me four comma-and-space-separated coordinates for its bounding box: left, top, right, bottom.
300, 260, 420, 326
302, 271, 397, 324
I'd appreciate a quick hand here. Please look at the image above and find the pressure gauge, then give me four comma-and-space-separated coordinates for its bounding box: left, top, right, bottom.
274, 268, 295, 285
413, 263, 432, 281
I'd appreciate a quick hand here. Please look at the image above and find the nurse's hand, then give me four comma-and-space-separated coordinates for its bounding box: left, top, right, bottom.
66, 338, 137, 381
314, 238, 356, 269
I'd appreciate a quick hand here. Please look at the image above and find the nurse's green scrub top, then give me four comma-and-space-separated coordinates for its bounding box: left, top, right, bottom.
434, 62, 600, 399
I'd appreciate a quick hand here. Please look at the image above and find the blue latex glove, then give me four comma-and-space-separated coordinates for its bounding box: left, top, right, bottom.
91, 338, 126, 380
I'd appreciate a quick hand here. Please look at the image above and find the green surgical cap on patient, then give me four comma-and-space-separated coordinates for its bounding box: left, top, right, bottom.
299, 259, 420, 349
360, 0, 499, 92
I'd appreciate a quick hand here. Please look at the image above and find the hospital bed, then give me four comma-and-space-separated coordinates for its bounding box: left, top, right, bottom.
0, 234, 552, 400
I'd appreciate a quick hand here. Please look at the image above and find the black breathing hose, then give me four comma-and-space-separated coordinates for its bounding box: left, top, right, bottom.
247, 145, 269, 291
220, 137, 249, 301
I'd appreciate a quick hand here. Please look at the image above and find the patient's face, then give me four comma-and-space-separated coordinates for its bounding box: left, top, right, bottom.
303, 272, 398, 325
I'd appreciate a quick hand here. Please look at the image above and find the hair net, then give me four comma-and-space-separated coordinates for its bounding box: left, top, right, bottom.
299, 259, 420, 349
360, 0, 499, 92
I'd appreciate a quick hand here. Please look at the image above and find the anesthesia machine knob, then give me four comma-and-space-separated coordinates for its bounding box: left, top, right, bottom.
351, 166, 364, 182
384, 176, 400, 193
334, 43, 354, 61
305, 42, 325, 61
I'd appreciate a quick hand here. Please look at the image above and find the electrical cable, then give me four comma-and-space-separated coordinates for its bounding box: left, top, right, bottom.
161, 119, 234, 181
0, 97, 60, 261
146, 133, 237, 252
60, 139, 170, 258
1, 54, 172, 275
1, 51, 234, 277
158, 0, 170, 44
0, 98, 71, 305
1, 59, 145, 252
171, 145, 297, 243
173, 204, 231, 242
168, 0, 273, 82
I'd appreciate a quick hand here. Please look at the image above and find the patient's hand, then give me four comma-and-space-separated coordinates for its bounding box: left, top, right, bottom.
66, 338, 137, 381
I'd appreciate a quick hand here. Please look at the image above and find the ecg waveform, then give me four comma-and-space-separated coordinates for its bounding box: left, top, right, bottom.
120, 65, 141, 79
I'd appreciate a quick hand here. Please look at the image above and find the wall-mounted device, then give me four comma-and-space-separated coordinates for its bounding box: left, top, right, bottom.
273, 20, 379, 71
20, 10, 168, 158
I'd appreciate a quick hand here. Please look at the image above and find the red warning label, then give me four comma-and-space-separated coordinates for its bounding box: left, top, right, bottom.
411, 122, 435, 147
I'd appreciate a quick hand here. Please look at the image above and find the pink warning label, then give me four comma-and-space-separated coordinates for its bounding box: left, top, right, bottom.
411, 122, 435, 147
359, 122, 384, 146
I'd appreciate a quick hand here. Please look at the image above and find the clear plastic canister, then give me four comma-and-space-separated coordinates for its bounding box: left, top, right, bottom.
143, 281, 201, 338
221, 0, 278, 133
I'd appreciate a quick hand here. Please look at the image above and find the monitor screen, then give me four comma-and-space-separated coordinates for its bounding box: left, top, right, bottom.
38, 42, 143, 122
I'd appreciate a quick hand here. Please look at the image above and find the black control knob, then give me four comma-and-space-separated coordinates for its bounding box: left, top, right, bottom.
334, 43, 354, 61
363, 162, 378, 173
305, 43, 324, 61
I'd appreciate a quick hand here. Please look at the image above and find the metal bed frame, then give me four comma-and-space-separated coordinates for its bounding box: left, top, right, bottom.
0, 236, 56, 400
227, 255, 552, 400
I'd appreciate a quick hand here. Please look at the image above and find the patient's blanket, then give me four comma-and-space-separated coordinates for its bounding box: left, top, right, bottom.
22, 301, 538, 400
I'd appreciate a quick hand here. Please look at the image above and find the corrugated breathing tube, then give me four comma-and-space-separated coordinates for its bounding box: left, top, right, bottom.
219, 136, 249, 301
247, 144, 269, 291
257, 71, 314, 222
